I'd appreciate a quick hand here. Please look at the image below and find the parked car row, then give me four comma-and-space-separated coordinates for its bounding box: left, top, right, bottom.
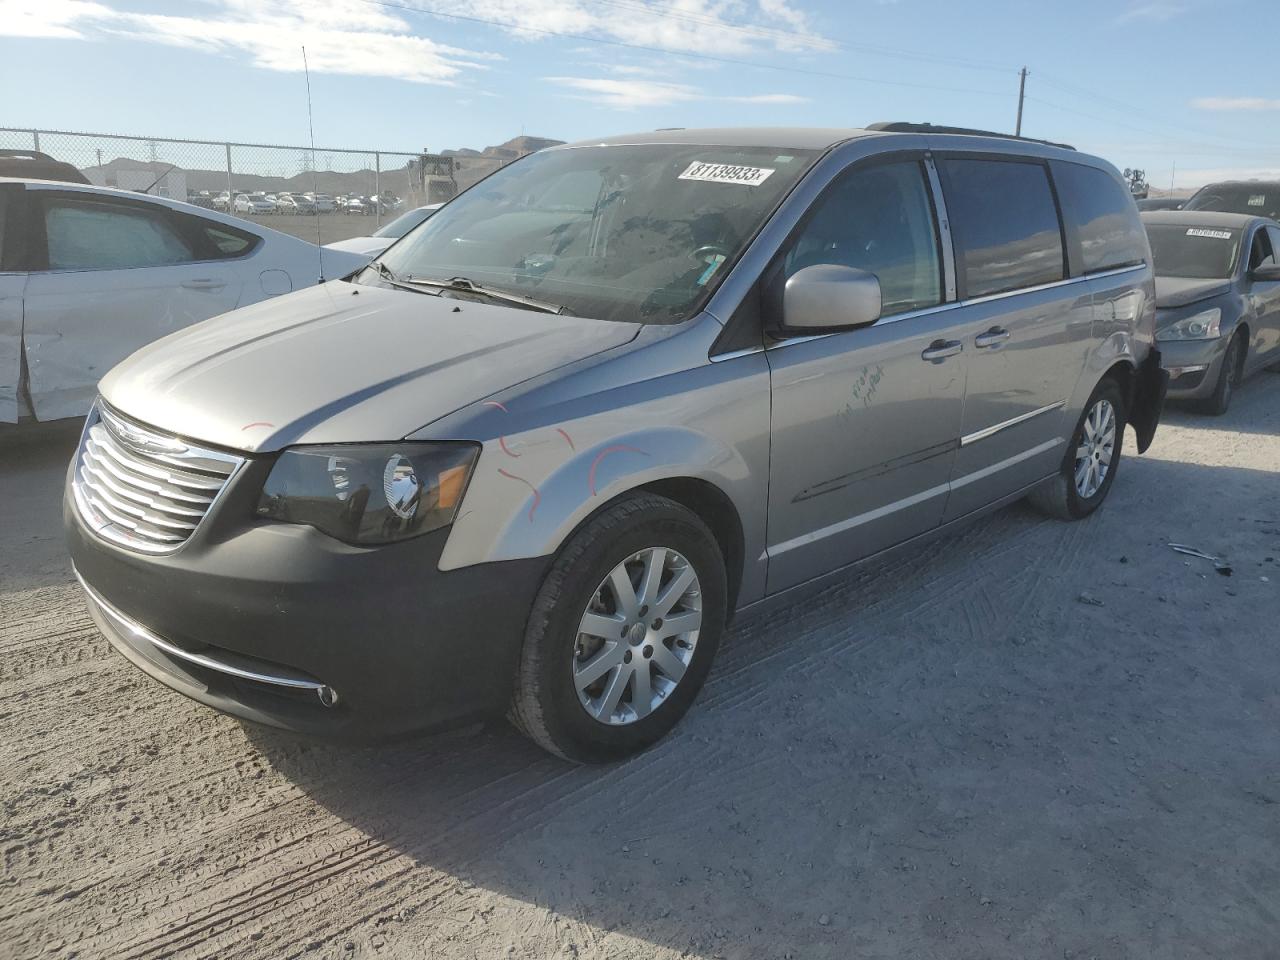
199, 190, 399, 216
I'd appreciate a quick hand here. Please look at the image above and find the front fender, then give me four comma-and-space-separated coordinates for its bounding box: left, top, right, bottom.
439, 425, 751, 572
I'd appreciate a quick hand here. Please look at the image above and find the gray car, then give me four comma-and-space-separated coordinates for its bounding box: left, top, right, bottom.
65, 125, 1167, 762
1142, 211, 1280, 413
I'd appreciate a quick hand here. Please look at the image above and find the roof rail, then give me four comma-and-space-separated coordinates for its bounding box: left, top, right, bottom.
0, 149, 58, 161
866, 121, 1075, 152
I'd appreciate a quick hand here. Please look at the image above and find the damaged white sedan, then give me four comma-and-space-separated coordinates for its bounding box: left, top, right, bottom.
0, 178, 369, 422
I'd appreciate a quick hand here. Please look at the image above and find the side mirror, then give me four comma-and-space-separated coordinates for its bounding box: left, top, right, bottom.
781, 264, 882, 334
1250, 261, 1280, 282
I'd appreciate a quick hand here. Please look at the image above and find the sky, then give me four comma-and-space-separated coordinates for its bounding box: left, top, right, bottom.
2, 0, 1278, 191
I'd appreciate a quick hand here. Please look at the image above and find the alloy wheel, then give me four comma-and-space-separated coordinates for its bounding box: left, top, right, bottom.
1074, 398, 1116, 499
572, 547, 703, 725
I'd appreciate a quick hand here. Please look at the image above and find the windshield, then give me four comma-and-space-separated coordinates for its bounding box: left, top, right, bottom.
373, 206, 436, 239
1185, 183, 1280, 220
1144, 223, 1241, 279
371, 143, 820, 324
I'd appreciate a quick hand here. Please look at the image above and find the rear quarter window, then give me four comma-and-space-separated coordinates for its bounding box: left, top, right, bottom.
941, 157, 1066, 298
1052, 161, 1148, 274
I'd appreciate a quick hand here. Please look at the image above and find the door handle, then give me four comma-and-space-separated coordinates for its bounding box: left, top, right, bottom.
974, 327, 1011, 349
921, 339, 963, 363
181, 279, 226, 290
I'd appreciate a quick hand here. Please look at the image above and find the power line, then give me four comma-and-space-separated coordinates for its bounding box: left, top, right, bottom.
1023, 95, 1274, 157
1034, 71, 1280, 150
357, 0, 1015, 97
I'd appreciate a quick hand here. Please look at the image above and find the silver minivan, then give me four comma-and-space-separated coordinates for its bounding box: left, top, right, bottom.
66, 125, 1167, 762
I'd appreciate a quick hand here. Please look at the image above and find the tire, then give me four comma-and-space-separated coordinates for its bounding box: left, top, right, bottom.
510, 492, 727, 763
1029, 378, 1126, 521
1198, 330, 1245, 416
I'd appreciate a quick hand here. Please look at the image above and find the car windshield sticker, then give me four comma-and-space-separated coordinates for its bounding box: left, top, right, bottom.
1248, 195, 1266, 206
1186, 228, 1233, 240
697, 253, 727, 286
678, 162, 775, 186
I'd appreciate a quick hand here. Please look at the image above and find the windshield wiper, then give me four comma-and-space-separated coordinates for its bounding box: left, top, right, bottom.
400, 276, 569, 315
363, 260, 443, 296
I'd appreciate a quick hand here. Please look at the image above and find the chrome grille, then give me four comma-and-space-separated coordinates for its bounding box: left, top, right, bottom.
72, 403, 243, 553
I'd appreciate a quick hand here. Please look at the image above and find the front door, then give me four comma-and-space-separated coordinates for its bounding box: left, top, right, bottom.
765, 156, 966, 594
21, 190, 242, 420
1244, 225, 1280, 366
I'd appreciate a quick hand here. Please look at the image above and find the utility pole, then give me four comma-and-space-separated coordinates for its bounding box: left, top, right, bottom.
1015, 67, 1028, 137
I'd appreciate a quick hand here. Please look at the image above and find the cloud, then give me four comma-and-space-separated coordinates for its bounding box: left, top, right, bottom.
1191, 97, 1280, 112
0, 0, 114, 38
1114, 1, 1186, 24
546, 76, 806, 108
460, 0, 834, 55
1, 0, 499, 84
1, 0, 834, 85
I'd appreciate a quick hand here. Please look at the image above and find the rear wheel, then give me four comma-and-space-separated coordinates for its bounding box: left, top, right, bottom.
1198, 330, 1245, 416
1029, 378, 1125, 521
510, 493, 727, 763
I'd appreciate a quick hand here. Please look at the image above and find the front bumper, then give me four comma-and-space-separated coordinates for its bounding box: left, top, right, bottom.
66, 458, 549, 741
1159, 337, 1229, 400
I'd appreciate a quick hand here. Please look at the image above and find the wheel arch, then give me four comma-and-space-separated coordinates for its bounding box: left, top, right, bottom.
637, 476, 746, 616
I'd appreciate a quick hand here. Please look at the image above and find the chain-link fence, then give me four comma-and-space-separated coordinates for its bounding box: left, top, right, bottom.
0, 128, 488, 244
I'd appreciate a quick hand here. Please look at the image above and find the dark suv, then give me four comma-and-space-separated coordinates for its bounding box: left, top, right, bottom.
1184, 180, 1280, 221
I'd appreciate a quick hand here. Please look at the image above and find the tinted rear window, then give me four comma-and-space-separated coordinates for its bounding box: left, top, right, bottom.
1053, 162, 1148, 274
1144, 223, 1241, 279
942, 158, 1065, 298
1185, 184, 1280, 220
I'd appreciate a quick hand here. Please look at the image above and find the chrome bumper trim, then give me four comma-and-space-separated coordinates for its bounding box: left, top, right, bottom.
74, 566, 335, 700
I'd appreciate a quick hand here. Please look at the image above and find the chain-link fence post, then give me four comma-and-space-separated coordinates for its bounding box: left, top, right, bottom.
224, 142, 233, 205
31, 130, 40, 152
374, 152, 382, 228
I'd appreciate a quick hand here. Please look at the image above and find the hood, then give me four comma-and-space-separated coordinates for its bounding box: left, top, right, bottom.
99, 281, 641, 453
324, 236, 393, 259
1154, 276, 1232, 310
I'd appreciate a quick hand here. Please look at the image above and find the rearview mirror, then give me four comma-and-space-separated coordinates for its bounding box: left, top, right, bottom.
1251, 261, 1280, 282
782, 264, 882, 333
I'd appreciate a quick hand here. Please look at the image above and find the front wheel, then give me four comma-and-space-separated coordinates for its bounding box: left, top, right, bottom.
1029, 378, 1126, 521
510, 493, 727, 763
1198, 330, 1245, 416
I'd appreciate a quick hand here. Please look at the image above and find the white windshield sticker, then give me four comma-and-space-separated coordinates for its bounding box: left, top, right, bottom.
1186, 228, 1233, 240
1248, 194, 1266, 206
678, 161, 775, 186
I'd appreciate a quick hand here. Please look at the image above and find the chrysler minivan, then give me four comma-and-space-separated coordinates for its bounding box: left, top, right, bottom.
66, 125, 1167, 762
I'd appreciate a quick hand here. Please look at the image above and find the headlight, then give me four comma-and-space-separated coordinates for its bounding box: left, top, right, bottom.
257, 443, 478, 545
1157, 307, 1222, 341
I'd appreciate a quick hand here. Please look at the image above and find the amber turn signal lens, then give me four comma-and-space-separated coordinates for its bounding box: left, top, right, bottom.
437, 464, 468, 509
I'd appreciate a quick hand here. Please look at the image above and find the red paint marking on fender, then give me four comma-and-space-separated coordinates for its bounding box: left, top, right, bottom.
498, 468, 541, 522
588, 445, 649, 496
241, 421, 274, 431
556, 428, 576, 451
498, 436, 521, 458
482, 400, 510, 413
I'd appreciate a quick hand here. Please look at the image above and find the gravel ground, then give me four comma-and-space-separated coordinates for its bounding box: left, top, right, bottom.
2, 378, 1278, 960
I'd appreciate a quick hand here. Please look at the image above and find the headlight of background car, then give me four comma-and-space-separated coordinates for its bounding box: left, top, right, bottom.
257, 443, 478, 545
1156, 307, 1222, 341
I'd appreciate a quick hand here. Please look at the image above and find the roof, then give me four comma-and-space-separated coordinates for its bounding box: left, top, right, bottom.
1140, 210, 1272, 229
558, 127, 877, 150
555, 125, 1086, 162
1192, 179, 1280, 189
